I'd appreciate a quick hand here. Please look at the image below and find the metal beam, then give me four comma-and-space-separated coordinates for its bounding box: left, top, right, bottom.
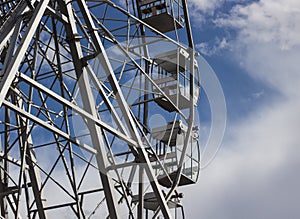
18, 72, 137, 147
0, 152, 29, 169
0, 0, 51, 107
85, 65, 129, 136
0, 0, 27, 46
3, 100, 97, 155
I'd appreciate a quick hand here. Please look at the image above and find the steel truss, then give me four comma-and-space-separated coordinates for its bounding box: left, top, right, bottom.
0, 0, 200, 218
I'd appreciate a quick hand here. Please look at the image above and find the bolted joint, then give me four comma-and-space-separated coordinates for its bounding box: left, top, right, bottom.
66, 33, 82, 43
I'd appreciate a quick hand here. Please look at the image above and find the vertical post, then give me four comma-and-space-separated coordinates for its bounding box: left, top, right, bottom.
181, 0, 194, 49
138, 166, 144, 218
52, 13, 84, 217
25, 146, 47, 219
0, 151, 8, 218
135, 0, 151, 134
143, 60, 150, 133
58, 0, 120, 217
0, 107, 9, 218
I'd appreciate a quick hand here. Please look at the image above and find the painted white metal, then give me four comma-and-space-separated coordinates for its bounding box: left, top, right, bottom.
0, 0, 200, 218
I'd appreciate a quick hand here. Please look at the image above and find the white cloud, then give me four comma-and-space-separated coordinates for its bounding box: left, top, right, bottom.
213, 0, 300, 97
184, 0, 300, 218
240, 43, 300, 97
215, 0, 300, 49
189, 0, 249, 19
188, 0, 228, 23
196, 37, 229, 56
190, 0, 224, 14
252, 90, 264, 99
185, 95, 300, 219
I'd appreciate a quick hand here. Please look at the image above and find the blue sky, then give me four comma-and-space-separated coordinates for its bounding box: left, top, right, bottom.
184, 0, 300, 218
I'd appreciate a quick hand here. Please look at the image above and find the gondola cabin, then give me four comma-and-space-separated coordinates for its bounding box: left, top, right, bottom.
152, 48, 200, 112
137, 0, 184, 33
150, 120, 200, 188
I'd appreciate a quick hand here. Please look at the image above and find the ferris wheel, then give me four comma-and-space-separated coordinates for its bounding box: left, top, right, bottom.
0, 0, 201, 218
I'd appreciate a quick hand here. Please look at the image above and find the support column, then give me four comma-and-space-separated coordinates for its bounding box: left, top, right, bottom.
138, 166, 144, 219
58, 0, 120, 217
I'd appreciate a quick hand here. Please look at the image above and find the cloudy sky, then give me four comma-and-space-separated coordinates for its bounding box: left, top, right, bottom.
184, 0, 300, 218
